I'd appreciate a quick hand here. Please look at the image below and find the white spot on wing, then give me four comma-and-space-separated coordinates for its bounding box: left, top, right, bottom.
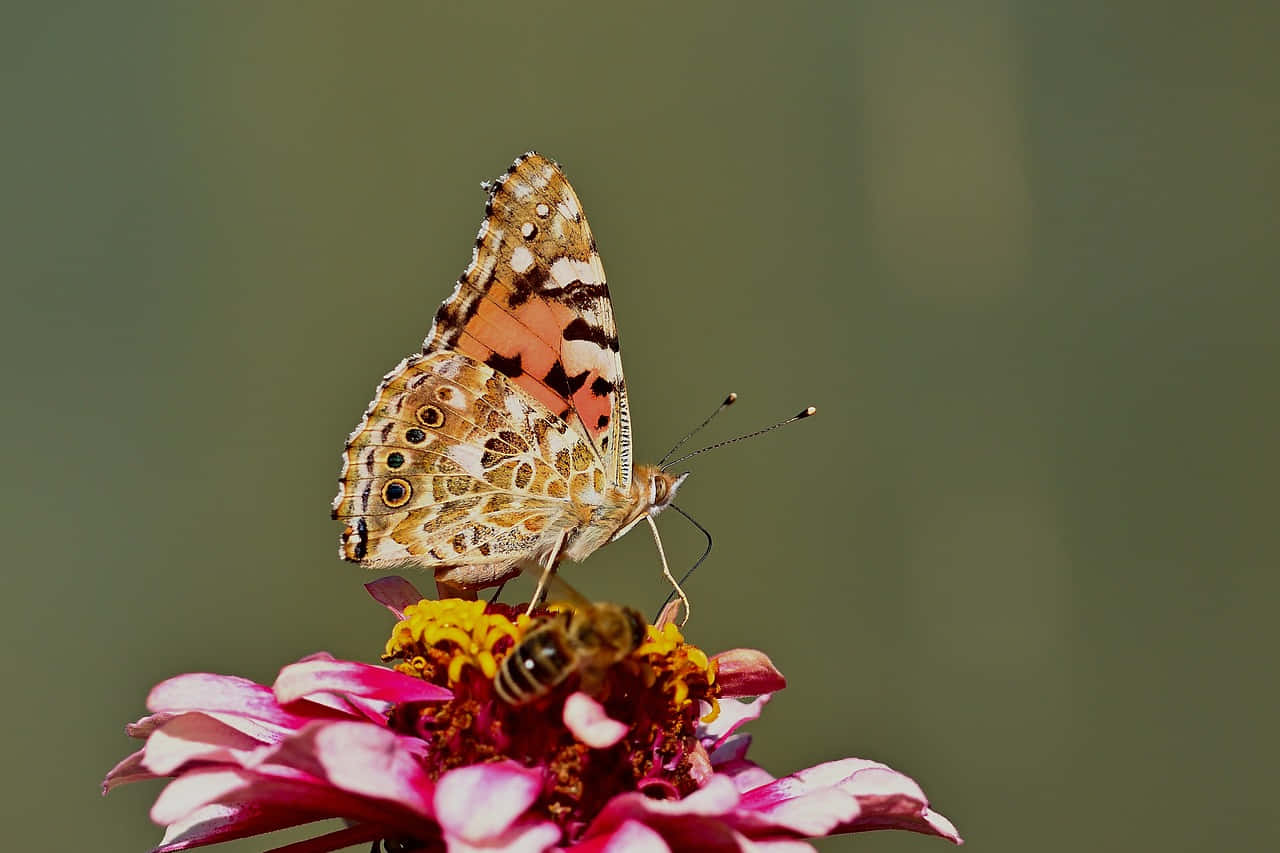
520, 222, 536, 238
510, 246, 536, 274
550, 257, 599, 286
564, 337, 617, 366
509, 179, 534, 201
535, 203, 551, 217
447, 442, 485, 476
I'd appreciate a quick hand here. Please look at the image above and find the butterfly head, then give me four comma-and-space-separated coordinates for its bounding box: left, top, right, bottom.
609, 465, 688, 542
642, 465, 688, 514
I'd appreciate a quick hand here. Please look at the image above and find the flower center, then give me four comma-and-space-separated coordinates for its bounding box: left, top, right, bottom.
382, 598, 720, 836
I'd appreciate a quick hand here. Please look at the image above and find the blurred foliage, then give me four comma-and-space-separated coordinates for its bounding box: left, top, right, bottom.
2, 2, 1276, 851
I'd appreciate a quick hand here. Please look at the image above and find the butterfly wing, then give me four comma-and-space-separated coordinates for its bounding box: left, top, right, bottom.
333, 351, 606, 572
423, 152, 633, 490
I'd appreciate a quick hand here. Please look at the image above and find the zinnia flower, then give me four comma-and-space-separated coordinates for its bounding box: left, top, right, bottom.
106, 576, 961, 851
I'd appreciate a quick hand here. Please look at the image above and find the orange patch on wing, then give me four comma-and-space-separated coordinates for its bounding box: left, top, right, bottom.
571, 384, 612, 441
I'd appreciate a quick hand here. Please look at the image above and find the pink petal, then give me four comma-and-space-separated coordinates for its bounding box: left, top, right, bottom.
152, 765, 432, 839
569, 819, 670, 852
296, 651, 338, 664
708, 732, 752, 766
153, 801, 328, 852
435, 760, 543, 842
147, 673, 333, 729
712, 649, 786, 697
365, 575, 426, 619
563, 692, 628, 748
708, 736, 774, 793
701, 695, 771, 750
800, 758, 892, 790
732, 786, 859, 837
582, 774, 740, 844
446, 818, 562, 853
845, 805, 962, 844
125, 710, 180, 739
273, 658, 450, 705
266, 721, 436, 818
829, 768, 962, 840
740, 759, 962, 845
738, 759, 871, 811
142, 713, 268, 775
151, 768, 263, 826
130, 709, 295, 747
102, 749, 156, 792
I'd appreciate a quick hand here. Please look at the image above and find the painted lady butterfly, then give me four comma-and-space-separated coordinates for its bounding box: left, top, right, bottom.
334, 153, 691, 614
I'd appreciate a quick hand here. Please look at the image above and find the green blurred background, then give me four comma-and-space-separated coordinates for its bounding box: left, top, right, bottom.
4, 2, 1277, 851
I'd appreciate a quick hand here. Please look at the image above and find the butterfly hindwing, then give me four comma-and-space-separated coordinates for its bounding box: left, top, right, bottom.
423, 153, 633, 489
334, 351, 608, 570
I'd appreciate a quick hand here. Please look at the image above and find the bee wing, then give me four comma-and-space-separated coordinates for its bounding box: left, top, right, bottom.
527, 567, 592, 610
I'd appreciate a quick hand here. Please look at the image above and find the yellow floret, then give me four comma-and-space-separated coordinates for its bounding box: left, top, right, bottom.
385, 598, 523, 687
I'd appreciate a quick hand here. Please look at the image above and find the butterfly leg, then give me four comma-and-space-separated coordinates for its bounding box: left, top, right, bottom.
646, 515, 690, 626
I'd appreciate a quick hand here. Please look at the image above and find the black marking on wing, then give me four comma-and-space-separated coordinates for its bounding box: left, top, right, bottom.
541, 282, 609, 309
353, 518, 368, 560
563, 317, 620, 352
544, 361, 589, 396
507, 266, 544, 308
485, 351, 525, 379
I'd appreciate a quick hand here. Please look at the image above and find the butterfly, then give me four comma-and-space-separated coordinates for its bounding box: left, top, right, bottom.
333, 153, 691, 615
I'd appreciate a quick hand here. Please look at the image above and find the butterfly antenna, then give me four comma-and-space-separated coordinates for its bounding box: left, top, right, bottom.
662, 406, 817, 470
657, 393, 738, 467
655, 503, 713, 620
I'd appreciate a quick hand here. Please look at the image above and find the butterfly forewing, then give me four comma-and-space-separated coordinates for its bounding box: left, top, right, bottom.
423, 153, 632, 489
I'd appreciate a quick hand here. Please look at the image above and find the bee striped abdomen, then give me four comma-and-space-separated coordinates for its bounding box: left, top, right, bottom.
494, 618, 575, 705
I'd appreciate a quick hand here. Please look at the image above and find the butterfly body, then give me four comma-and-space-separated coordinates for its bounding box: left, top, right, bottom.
334, 154, 685, 595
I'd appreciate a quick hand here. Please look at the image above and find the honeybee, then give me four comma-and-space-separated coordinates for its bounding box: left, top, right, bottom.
494, 599, 648, 706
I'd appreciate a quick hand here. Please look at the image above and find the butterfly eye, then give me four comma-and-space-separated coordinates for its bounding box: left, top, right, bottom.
652, 477, 668, 504
416, 405, 446, 428
382, 478, 412, 508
